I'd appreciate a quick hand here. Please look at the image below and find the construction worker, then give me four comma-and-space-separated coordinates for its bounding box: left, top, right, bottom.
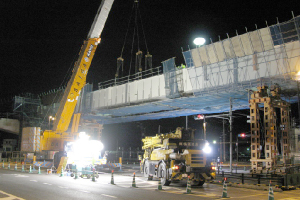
181, 63, 186, 68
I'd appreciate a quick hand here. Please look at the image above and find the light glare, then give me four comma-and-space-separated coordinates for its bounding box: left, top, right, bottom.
193, 37, 206, 46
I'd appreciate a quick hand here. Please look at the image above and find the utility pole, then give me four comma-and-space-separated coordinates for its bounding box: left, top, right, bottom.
203, 116, 207, 140
223, 118, 226, 162
229, 97, 233, 174
186, 116, 188, 129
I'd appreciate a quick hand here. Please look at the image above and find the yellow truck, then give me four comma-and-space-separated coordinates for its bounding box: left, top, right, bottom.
141, 127, 216, 186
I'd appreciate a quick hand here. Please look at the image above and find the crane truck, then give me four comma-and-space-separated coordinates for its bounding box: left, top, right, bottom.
140, 127, 216, 186
38, 0, 114, 169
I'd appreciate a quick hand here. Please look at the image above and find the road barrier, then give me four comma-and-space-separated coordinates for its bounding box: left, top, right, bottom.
157, 179, 162, 190
29, 165, 32, 173
60, 166, 64, 177
132, 172, 137, 187
110, 170, 115, 184
268, 184, 274, 200
14, 163, 17, 171
218, 171, 283, 186
222, 182, 228, 198
38, 165, 41, 174
185, 177, 191, 194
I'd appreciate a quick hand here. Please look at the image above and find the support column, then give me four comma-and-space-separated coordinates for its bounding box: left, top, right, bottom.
229, 98, 233, 173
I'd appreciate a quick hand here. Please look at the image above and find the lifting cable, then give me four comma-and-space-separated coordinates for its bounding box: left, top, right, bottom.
115, 2, 135, 78
115, 0, 151, 79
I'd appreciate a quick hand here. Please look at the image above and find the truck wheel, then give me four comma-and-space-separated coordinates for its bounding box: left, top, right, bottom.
197, 180, 205, 186
144, 161, 149, 178
159, 163, 171, 186
87, 174, 91, 179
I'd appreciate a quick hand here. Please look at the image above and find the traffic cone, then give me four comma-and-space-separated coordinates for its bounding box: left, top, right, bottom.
186, 177, 192, 194
222, 181, 228, 198
157, 179, 162, 190
268, 183, 274, 200
74, 169, 78, 179
29, 165, 33, 173
60, 166, 64, 177
22, 164, 25, 172
14, 163, 17, 171
132, 172, 137, 187
110, 170, 115, 184
8, 162, 10, 170
38, 165, 41, 174
92, 170, 96, 182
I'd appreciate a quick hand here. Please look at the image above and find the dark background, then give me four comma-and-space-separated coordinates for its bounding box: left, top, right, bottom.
0, 0, 299, 155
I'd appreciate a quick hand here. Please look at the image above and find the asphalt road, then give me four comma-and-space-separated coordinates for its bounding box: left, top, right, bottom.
1, 168, 300, 200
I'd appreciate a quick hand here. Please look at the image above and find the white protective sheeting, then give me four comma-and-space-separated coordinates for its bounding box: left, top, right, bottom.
92, 74, 166, 110
91, 40, 300, 110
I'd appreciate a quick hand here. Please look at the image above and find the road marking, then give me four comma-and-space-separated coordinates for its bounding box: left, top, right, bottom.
79, 190, 90, 193
43, 183, 52, 185
0, 190, 26, 200
229, 193, 266, 198
29, 180, 38, 182
101, 194, 117, 198
58, 186, 69, 189
15, 175, 29, 177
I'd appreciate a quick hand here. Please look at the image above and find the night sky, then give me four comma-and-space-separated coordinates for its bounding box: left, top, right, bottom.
0, 1, 298, 151
1, 0, 298, 98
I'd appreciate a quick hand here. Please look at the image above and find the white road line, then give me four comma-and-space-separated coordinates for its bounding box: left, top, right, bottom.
43, 183, 52, 185
101, 194, 117, 198
79, 190, 90, 193
15, 175, 29, 177
29, 180, 38, 182
58, 186, 69, 189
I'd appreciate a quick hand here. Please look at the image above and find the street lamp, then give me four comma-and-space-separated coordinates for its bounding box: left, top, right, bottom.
193, 37, 206, 47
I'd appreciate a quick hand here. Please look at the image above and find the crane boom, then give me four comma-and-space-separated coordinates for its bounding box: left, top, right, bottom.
53, 0, 113, 133
41, 0, 114, 151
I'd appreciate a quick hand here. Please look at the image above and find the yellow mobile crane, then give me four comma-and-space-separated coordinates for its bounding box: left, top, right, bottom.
39, 0, 114, 165
141, 127, 216, 186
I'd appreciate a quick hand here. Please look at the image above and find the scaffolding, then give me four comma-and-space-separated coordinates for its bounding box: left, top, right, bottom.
249, 85, 290, 171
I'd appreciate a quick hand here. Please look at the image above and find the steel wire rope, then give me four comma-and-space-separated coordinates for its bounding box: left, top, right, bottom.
137, 2, 148, 53
135, 1, 140, 52
39, 45, 81, 128
116, 2, 135, 78
128, 26, 136, 79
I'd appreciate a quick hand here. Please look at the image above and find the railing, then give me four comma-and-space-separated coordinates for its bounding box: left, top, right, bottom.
98, 66, 163, 89
217, 171, 284, 186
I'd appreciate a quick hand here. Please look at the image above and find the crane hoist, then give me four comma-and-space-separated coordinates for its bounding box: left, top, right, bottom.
39, 0, 114, 166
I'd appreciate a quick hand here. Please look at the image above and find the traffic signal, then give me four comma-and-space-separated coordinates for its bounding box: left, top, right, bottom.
194, 114, 204, 120
238, 133, 246, 138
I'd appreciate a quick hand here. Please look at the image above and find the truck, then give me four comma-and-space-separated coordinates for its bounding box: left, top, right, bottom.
37, 0, 114, 169
140, 127, 216, 186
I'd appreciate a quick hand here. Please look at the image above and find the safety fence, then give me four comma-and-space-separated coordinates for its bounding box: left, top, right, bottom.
217, 171, 284, 186
98, 66, 163, 89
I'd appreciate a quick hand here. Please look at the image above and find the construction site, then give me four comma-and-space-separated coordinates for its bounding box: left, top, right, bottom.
1, 0, 300, 191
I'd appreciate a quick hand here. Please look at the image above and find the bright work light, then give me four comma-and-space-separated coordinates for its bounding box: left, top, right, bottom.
203, 142, 212, 154
193, 37, 206, 46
